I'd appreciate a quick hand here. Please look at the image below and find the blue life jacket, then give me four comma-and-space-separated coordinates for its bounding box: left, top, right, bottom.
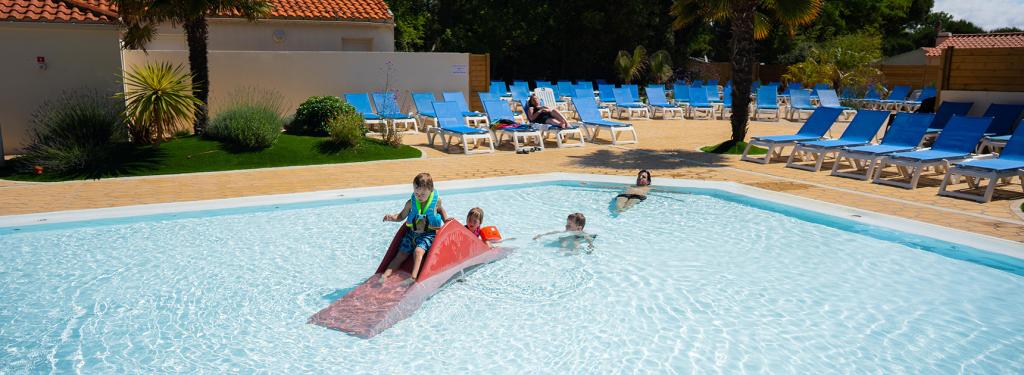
406, 191, 444, 231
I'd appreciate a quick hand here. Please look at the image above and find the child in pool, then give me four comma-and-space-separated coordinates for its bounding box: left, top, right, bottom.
381, 173, 451, 283
464, 207, 496, 247
532, 213, 595, 252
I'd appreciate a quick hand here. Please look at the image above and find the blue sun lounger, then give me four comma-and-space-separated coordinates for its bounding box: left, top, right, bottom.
574, 96, 637, 145
880, 85, 911, 111
672, 82, 690, 106
645, 86, 683, 119
572, 88, 610, 119
687, 87, 715, 119
818, 89, 857, 121
787, 89, 816, 120
370, 92, 418, 132
719, 87, 733, 119
830, 113, 934, 180
976, 104, 1024, 153
598, 84, 616, 105
482, 99, 543, 151
612, 87, 648, 120
904, 87, 936, 112
939, 121, 1024, 202
872, 116, 991, 189
785, 110, 889, 172
344, 93, 389, 133
411, 92, 439, 128
442, 91, 488, 127
753, 86, 780, 121
428, 101, 494, 154
742, 107, 843, 164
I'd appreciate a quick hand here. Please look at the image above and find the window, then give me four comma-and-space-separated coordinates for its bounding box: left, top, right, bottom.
341, 38, 373, 52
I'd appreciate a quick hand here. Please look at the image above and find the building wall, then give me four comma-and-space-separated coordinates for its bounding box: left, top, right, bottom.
0, 22, 124, 153
122, 50, 470, 116
144, 19, 395, 52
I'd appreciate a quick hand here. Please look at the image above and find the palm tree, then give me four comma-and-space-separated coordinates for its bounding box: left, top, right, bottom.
614, 46, 648, 84
671, 0, 821, 146
115, 0, 273, 134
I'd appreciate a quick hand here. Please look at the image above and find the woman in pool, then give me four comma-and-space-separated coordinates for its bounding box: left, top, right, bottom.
615, 170, 652, 212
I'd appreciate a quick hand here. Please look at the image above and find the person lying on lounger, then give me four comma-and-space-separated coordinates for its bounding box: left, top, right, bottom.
614, 170, 652, 212
526, 94, 571, 129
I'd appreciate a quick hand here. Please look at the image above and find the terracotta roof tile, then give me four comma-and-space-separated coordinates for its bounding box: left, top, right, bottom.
926, 32, 1024, 56
0, 0, 116, 23
0, 0, 392, 24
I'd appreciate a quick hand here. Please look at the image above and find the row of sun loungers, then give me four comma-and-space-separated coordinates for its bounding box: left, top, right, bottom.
741, 103, 1024, 203
339, 90, 639, 155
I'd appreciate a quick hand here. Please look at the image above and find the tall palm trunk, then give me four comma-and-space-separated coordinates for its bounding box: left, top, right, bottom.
729, 0, 756, 143
184, 16, 210, 135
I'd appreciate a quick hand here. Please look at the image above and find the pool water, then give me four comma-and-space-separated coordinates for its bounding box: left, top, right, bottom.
1, 183, 1022, 373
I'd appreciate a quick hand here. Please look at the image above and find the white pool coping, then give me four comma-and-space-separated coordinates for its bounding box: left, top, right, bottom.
1, 172, 1022, 260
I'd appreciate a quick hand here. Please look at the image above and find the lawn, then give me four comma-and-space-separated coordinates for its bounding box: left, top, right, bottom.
701, 140, 767, 155
1, 134, 420, 182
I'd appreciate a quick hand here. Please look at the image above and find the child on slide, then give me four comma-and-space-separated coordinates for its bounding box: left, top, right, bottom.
382, 173, 451, 284
533, 213, 595, 252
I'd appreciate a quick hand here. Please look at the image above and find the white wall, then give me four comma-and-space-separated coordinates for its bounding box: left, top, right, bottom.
941, 91, 1024, 116
146, 19, 394, 52
0, 22, 123, 153
122, 50, 470, 116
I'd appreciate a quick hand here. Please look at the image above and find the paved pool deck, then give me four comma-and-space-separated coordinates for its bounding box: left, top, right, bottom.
2, 117, 1022, 242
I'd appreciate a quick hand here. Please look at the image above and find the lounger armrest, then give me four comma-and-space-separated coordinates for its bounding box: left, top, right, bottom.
971, 153, 998, 161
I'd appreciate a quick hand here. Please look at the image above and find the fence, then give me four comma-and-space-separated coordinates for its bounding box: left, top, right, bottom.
940, 47, 1024, 92
879, 65, 941, 89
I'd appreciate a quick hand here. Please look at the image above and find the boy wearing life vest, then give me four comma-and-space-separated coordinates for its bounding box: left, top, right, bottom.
382, 173, 450, 283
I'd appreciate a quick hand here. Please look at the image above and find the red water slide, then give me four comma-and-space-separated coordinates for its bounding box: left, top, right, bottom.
308, 220, 508, 338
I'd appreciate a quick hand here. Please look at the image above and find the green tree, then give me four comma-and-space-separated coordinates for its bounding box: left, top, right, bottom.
615, 46, 648, 84
671, 0, 822, 144
783, 33, 883, 92
114, 0, 273, 135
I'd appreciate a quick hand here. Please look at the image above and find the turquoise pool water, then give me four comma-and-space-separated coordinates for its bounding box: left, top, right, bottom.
1, 182, 1022, 373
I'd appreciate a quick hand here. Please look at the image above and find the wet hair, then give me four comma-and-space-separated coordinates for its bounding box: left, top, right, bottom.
413, 173, 434, 191
468, 207, 484, 223
638, 169, 652, 183
567, 213, 586, 228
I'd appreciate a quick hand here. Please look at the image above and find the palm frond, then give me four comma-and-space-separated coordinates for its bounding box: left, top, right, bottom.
648, 50, 673, 84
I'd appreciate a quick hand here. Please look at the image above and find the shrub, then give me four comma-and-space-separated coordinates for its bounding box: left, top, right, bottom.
207, 106, 282, 150
207, 87, 284, 150
326, 106, 366, 148
287, 96, 346, 135
119, 62, 203, 144
20, 91, 128, 175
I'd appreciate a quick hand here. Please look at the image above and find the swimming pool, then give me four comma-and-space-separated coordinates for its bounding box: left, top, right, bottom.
2, 174, 1022, 373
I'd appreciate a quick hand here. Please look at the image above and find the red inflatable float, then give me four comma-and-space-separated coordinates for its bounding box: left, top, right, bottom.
308, 220, 508, 338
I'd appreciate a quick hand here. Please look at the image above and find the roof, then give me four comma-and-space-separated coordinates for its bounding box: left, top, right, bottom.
0, 0, 117, 24
0, 0, 392, 24
926, 32, 1024, 56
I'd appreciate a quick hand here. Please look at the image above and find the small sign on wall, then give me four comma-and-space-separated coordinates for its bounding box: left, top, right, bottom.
451, 64, 467, 75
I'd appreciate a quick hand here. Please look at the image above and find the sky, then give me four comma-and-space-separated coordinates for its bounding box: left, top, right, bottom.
933, 0, 1024, 30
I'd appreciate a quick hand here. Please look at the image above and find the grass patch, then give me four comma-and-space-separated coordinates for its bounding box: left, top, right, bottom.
1, 134, 420, 182
700, 140, 767, 155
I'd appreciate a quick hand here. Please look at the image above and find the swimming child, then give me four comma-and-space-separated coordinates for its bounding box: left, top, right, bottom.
532, 213, 595, 252
381, 173, 450, 284
464, 207, 496, 247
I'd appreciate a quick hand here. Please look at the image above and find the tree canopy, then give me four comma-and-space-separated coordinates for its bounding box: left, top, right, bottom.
386, 0, 1012, 81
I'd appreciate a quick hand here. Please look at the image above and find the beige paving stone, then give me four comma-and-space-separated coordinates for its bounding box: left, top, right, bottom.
1, 118, 1022, 242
